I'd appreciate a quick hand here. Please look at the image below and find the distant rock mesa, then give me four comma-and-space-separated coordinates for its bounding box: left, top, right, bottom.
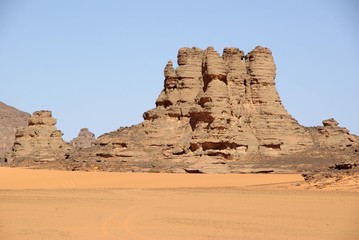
71, 128, 96, 149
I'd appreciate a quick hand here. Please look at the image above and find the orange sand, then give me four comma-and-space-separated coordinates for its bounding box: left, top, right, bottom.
0, 167, 358, 240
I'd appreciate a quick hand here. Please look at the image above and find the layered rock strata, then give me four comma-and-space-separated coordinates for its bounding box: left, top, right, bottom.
6, 110, 72, 162
85, 46, 359, 163
0, 102, 30, 159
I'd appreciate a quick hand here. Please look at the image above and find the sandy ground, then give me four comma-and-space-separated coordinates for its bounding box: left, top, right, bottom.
0, 167, 358, 240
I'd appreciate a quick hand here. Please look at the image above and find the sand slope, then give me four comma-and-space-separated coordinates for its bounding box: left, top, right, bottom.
0, 167, 358, 240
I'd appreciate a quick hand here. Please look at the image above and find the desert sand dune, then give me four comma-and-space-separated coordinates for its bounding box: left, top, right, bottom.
0, 167, 358, 240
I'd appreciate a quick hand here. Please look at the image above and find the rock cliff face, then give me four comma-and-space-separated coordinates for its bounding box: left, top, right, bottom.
71, 128, 96, 149
6, 110, 72, 162
0, 102, 30, 159
85, 46, 358, 164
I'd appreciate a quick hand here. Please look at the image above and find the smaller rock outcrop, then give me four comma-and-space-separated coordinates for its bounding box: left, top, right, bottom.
322, 118, 339, 127
6, 110, 72, 162
0, 102, 30, 159
310, 118, 359, 151
71, 128, 96, 149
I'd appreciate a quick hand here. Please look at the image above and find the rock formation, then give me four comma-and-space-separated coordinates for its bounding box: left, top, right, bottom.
3, 46, 359, 173
74, 46, 358, 166
5, 110, 72, 162
71, 128, 96, 149
308, 118, 359, 151
0, 102, 30, 159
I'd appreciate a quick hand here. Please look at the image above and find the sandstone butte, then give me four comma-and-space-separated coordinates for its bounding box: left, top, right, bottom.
2, 46, 359, 172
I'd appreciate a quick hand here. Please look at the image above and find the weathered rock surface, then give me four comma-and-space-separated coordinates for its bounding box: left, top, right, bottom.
71, 128, 96, 149
5, 110, 72, 163
78, 46, 358, 168
0, 102, 30, 159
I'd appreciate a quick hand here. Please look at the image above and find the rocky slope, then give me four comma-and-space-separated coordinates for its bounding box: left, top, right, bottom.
0, 102, 30, 159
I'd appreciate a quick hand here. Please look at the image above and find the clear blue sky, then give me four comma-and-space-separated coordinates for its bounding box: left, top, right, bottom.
1, 0, 358, 141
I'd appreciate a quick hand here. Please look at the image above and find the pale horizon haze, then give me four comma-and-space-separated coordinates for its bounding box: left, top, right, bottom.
1, 0, 358, 141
